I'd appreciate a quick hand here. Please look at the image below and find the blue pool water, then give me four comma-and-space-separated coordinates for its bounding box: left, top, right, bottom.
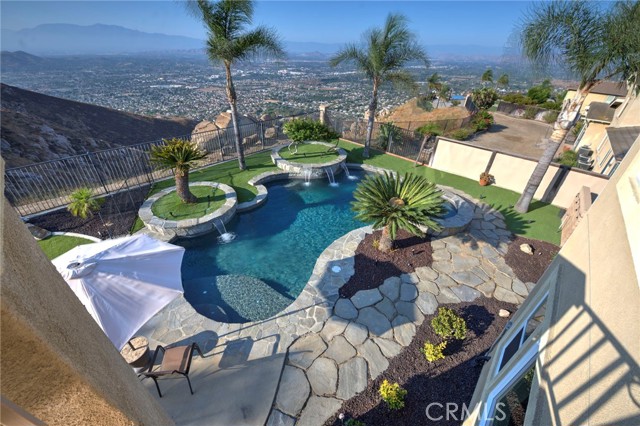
178, 172, 366, 323
451, 95, 465, 101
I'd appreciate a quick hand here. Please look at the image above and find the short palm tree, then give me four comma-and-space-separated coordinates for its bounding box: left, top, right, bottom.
352, 172, 444, 253
497, 73, 509, 90
481, 69, 493, 86
150, 138, 206, 203
427, 72, 442, 96
68, 188, 103, 219
436, 83, 451, 108
189, 0, 285, 171
330, 13, 429, 158
514, 0, 639, 213
416, 122, 442, 146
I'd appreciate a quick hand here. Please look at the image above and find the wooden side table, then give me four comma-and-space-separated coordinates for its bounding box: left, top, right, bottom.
120, 336, 150, 370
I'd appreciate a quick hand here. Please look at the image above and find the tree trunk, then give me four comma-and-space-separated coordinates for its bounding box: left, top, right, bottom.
225, 62, 246, 171
379, 225, 394, 253
364, 81, 379, 159
514, 84, 594, 213
175, 168, 196, 204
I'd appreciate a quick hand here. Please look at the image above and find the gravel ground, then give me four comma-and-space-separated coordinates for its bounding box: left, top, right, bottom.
505, 236, 559, 283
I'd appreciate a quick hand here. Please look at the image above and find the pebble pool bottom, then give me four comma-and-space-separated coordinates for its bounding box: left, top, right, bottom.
177, 172, 365, 323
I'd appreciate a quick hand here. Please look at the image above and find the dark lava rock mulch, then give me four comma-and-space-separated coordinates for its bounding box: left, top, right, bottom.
339, 229, 433, 299
27, 185, 150, 239
325, 297, 517, 426
505, 236, 559, 284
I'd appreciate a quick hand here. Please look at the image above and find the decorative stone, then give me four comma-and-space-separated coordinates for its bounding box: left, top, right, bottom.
400, 283, 418, 302
432, 261, 454, 275
512, 280, 529, 297
525, 282, 536, 293
379, 277, 401, 301
436, 287, 461, 304
417, 280, 439, 295
356, 307, 392, 337
452, 254, 480, 271
432, 249, 451, 261
391, 316, 416, 347
297, 396, 343, 426
321, 317, 349, 341
267, 410, 295, 426
395, 301, 424, 324
400, 273, 419, 284
334, 298, 358, 320
275, 366, 310, 417
450, 271, 484, 287
450, 285, 482, 302
476, 281, 496, 298
358, 340, 388, 380
435, 274, 457, 288
323, 335, 357, 365
336, 357, 368, 400
351, 288, 383, 309
373, 338, 403, 358
520, 243, 534, 255
344, 322, 369, 346
415, 266, 438, 281
494, 273, 513, 289
287, 333, 327, 369
415, 292, 438, 315
494, 287, 521, 304
307, 357, 338, 396
498, 309, 511, 318
375, 297, 397, 321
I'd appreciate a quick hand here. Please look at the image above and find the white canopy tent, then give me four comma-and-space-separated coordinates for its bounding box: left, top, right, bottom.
52, 234, 185, 350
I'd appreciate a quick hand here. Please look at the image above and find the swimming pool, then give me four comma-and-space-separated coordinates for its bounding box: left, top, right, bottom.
178, 172, 365, 323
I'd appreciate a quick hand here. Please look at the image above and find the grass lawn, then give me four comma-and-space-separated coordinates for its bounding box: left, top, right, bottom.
337, 140, 562, 244
151, 186, 226, 220
279, 142, 339, 164
132, 141, 561, 244
38, 235, 94, 260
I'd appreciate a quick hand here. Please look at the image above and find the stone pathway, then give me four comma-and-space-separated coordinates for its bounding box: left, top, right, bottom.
267, 197, 531, 426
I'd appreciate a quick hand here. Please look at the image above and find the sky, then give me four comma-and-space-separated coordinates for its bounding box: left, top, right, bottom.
1, 1, 534, 47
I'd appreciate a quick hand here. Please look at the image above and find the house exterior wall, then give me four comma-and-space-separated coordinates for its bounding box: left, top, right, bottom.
591, 136, 616, 174
574, 121, 608, 151
0, 165, 173, 425
564, 90, 619, 114
465, 138, 640, 426
611, 90, 640, 127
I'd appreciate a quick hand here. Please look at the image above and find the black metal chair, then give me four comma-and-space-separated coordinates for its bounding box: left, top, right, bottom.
141, 342, 204, 397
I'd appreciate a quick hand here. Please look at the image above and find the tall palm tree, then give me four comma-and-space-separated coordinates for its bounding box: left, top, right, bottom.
352, 172, 444, 252
150, 138, 206, 203
436, 83, 451, 108
189, 0, 285, 171
514, 0, 639, 213
427, 72, 442, 96
497, 74, 509, 90
481, 69, 493, 86
330, 13, 429, 158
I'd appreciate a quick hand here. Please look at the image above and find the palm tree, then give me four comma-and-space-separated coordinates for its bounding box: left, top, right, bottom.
416, 122, 442, 145
150, 138, 206, 203
188, 0, 284, 171
68, 188, 103, 219
330, 13, 428, 158
481, 69, 493, 86
427, 72, 442, 97
514, 0, 639, 213
352, 172, 444, 252
497, 74, 509, 90
436, 83, 451, 108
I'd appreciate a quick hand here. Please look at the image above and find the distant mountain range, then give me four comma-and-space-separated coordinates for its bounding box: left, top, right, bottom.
1, 23, 504, 59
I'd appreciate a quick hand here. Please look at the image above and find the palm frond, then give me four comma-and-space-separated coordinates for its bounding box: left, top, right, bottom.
149, 138, 206, 174
231, 27, 285, 61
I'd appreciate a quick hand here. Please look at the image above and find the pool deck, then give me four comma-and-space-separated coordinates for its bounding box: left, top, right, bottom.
136, 187, 530, 426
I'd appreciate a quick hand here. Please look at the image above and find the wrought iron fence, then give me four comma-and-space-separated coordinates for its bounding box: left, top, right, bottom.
4, 111, 316, 216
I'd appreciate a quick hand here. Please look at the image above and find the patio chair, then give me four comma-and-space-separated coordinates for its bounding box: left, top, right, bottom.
141, 342, 204, 397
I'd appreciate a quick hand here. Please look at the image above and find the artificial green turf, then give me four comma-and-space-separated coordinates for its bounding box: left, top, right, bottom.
38, 235, 94, 260
151, 186, 225, 220
279, 143, 339, 164
336, 140, 562, 244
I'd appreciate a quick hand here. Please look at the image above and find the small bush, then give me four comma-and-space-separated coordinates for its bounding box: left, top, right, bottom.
523, 106, 538, 120
431, 307, 467, 340
471, 87, 498, 110
502, 93, 535, 105
448, 127, 474, 141
554, 150, 578, 167
345, 419, 366, 426
379, 380, 407, 410
543, 111, 559, 124
472, 110, 494, 131
377, 122, 403, 149
416, 96, 434, 112
572, 120, 584, 137
539, 100, 562, 111
283, 118, 340, 143
421, 341, 447, 362
451, 100, 461, 107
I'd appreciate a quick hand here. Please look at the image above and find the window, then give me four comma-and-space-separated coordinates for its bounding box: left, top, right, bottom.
492, 366, 536, 426
599, 149, 613, 167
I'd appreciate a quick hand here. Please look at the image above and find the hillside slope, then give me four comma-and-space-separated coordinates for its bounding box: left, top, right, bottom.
1, 83, 198, 168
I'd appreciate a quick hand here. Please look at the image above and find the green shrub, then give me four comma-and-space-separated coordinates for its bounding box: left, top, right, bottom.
543, 111, 559, 124
283, 118, 340, 143
416, 96, 434, 111
448, 127, 474, 141
472, 110, 494, 131
527, 79, 553, 104
572, 120, 584, 137
377, 122, 403, 149
502, 93, 535, 105
431, 307, 467, 340
345, 419, 366, 426
539, 100, 562, 111
379, 380, 407, 410
451, 100, 461, 106
421, 341, 447, 362
471, 87, 498, 110
523, 106, 539, 120
554, 150, 578, 167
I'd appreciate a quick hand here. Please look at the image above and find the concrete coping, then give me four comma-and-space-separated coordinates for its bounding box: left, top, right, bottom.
138, 181, 237, 238
51, 231, 101, 242
271, 141, 347, 175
